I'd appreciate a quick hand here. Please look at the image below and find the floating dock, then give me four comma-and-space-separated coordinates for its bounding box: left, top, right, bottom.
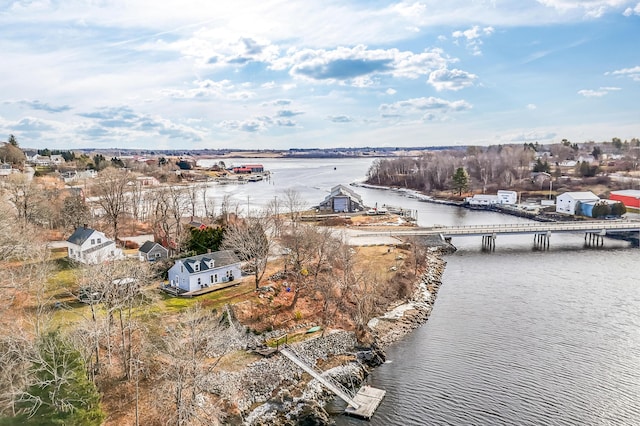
279, 346, 386, 420
344, 385, 386, 420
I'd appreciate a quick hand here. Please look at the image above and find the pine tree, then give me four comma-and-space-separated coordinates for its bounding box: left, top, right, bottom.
452, 167, 469, 195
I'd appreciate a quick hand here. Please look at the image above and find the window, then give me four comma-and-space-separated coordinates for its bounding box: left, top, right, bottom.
155, 252, 161, 258
210, 275, 215, 283
197, 278, 201, 286
194, 263, 200, 272
97, 238, 102, 244
91, 239, 95, 245
69, 248, 73, 254
214, 274, 218, 283
181, 265, 184, 273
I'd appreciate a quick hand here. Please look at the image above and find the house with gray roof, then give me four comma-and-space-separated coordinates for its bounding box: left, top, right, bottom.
138, 241, 169, 262
167, 250, 241, 293
67, 226, 123, 264
318, 184, 366, 213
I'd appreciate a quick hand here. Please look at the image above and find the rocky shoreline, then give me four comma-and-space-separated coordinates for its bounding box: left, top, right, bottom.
210, 249, 448, 425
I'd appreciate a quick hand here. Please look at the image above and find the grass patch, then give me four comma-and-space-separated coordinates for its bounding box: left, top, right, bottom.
215, 350, 261, 372
156, 280, 258, 314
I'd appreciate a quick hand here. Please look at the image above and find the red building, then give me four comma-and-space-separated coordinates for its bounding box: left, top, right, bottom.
609, 190, 640, 209
232, 164, 264, 174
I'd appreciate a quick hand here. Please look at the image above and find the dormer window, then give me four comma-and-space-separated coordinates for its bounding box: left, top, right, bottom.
194, 263, 200, 272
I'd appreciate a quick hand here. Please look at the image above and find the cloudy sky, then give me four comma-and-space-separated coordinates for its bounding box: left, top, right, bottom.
1, 1, 639, 150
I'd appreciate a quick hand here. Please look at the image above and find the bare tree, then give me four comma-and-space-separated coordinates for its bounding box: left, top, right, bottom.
149, 186, 190, 254
279, 224, 336, 309
74, 260, 153, 380
61, 194, 91, 232
221, 215, 271, 289
282, 188, 307, 224
153, 304, 230, 426
92, 168, 133, 243
3, 173, 41, 227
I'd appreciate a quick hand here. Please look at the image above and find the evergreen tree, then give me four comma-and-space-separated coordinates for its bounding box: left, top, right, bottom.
1, 332, 104, 426
452, 167, 469, 195
186, 226, 225, 255
610, 202, 627, 217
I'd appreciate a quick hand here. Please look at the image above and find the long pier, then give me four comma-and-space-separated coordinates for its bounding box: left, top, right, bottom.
351, 220, 640, 249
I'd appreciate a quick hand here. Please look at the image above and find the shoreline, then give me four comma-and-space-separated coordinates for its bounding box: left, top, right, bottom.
234, 249, 448, 425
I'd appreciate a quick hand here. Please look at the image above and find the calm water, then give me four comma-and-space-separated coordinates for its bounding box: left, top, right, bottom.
201, 158, 640, 425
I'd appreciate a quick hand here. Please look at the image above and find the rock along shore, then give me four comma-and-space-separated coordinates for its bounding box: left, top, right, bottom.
219, 249, 448, 425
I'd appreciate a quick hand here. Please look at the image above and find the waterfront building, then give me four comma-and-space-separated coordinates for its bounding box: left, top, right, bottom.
318, 184, 366, 212
466, 194, 499, 206
556, 191, 599, 215
497, 190, 518, 204
609, 189, 640, 210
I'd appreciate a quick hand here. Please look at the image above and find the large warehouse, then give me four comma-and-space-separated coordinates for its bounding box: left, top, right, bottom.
609, 190, 640, 210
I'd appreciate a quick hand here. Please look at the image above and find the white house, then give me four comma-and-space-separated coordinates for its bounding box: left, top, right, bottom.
497, 190, 518, 205
67, 226, 123, 264
167, 250, 241, 293
556, 191, 600, 215
466, 194, 499, 206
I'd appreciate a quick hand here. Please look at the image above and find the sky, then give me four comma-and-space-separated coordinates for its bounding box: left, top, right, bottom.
0, 1, 639, 151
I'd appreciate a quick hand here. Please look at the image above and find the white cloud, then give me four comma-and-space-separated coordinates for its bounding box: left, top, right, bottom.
386, 88, 397, 95
428, 68, 477, 91
161, 79, 256, 100
271, 45, 453, 84
508, 130, 557, 142
606, 65, 640, 81
527, 104, 537, 110
535, 0, 631, 18
379, 96, 472, 119
452, 25, 494, 55
622, 3, 640, 15
577, 86, 620, 97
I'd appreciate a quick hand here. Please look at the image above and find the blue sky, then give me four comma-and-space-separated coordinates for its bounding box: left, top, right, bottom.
1, 0, 639, 150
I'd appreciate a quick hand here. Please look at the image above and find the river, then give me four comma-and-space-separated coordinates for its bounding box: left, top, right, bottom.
199, 158, 640, 425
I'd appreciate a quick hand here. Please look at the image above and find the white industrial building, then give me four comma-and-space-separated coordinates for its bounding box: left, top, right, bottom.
497, 190, 518, 204
556, 191, 600, 215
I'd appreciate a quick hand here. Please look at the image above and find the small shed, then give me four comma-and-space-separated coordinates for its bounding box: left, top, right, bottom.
318, 185, 365, 213
138, 241, 169, 262
556, 191, 599, 215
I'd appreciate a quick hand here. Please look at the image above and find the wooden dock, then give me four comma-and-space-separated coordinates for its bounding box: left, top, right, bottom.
344, 386, 386, 420
279, 347, 386, 419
